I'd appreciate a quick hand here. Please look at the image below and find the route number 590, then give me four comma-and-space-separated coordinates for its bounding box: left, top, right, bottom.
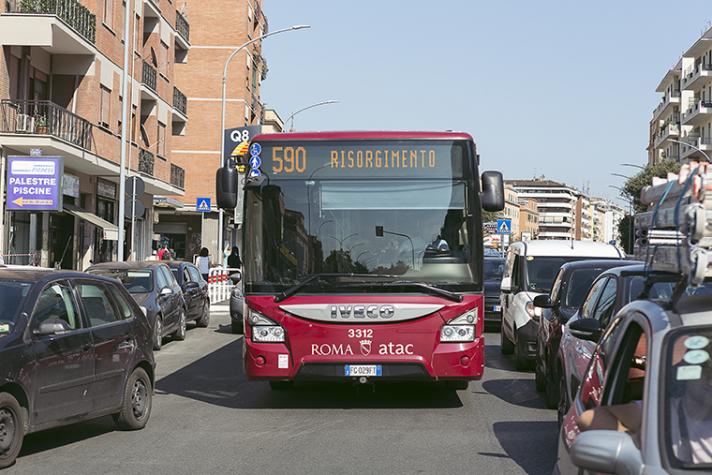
272, 146, 307, 174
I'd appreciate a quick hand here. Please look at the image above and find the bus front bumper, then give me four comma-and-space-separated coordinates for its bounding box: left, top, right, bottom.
243, 337, 485, 382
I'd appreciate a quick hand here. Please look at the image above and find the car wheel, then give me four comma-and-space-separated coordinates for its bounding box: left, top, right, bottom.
231, 319, 243, 334
114, 367, 152, 430
0, 392, 24, 469
514, 329, 530, 371
196, 302, 210, 328
500, 321, 514, 354
534, 357, 546, 392
174, 308, 187, 341
557, 375, 569, 426
153, 316, 163, 351
545, 364, 561, 409
269, 381, 293, 391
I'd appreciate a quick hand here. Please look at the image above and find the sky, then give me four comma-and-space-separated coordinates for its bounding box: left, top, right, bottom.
261, 1, 712, 205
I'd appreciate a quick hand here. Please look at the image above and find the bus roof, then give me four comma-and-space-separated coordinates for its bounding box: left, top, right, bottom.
251, 131, 475, 142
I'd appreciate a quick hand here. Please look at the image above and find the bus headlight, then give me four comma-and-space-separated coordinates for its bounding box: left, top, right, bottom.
440, 309, 477, 342
249, 309, 285, 343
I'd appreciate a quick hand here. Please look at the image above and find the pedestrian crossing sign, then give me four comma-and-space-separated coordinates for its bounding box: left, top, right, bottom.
196, 197, 211, 213
496, 218, 512, 235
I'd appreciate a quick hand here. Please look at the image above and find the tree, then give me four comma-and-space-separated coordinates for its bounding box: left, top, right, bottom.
618, 214, 634, 254
622, 159, 681, 213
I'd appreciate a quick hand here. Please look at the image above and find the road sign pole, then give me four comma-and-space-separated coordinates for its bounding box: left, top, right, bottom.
0, 151, 5, 258
130, 177, 136, 261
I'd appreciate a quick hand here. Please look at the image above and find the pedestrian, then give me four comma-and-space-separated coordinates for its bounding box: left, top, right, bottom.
227, 246, 242, 269
157, 243, 168, 260
197, 247, 211, 282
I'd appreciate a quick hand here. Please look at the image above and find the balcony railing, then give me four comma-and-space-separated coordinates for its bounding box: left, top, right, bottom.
175, 10, 190, 43
142, 61, 157, 92
138, 148, 154, 176
170, 164, 185, 189
9, 0, 97, 44
173, 87, 187, 116
0, 99, 93, 150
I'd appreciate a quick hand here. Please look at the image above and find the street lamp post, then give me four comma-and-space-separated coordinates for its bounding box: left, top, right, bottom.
611, 173, 631, 180
216, 24, 310, 257
286, 100, 339, 132
621, 163, 645, 170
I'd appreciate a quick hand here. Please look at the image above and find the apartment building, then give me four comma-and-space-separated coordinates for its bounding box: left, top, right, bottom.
0, 0, 189, 269
157, 0, 267, 260
591, 198, 625, 244
649, 26, 712, 165
518, 199, 538, 241
507, 178, 580, 240
502, 184, 520, 238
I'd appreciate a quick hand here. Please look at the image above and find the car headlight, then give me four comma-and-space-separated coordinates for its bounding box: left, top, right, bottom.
249, 309, 285, 343
440, 309, 477, 342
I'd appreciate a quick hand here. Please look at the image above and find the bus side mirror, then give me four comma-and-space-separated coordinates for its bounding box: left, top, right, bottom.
481, 171, 504, 212
216, 166, 238, 209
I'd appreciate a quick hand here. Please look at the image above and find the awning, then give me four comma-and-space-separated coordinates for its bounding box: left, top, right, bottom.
64, 204, 119, 241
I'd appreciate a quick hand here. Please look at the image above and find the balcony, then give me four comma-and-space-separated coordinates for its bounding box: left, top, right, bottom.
0, 100, 92, 150
175, 10, 190, 48
138, 148, 155, 176
142, 61, 157, 93
173, 87, 187, 117
682, 63, 712, 91
652, 92, 680, 121
681, 100, 712, 126
0, 0, 97, 60
170, 164, 185, 189
654, 122, 680, 147
680, 136, 712, 160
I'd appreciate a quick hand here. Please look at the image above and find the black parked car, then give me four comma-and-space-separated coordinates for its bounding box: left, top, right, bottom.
87, 262, 186, 351
0, 267, 154, 469
483, 256, 505, 328
533, 259, 636, 407
166, 261, 210, 328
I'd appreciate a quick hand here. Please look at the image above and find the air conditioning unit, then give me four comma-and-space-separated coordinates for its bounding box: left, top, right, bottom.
15, 114, 34, 133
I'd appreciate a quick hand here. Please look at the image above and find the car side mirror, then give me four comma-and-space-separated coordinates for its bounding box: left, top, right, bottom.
569, 318, 602, 342
230, 271, 242, 285
500, 276, 512, 293
480, 171, 504, 212
160, 287, 174, 296
34, 321, 68, 336
533, 294, 553, 308
571, 430, 644, 475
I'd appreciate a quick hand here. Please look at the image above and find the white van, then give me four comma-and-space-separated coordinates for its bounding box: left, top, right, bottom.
499, 240, 625, 369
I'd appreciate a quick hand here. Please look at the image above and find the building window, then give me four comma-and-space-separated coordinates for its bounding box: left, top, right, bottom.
157, 122, 166, 158
103, 0, 114, 30
100, 86, 111, 129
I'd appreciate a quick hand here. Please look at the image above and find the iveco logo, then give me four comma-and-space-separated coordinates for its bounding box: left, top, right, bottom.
330, 305, 395, 320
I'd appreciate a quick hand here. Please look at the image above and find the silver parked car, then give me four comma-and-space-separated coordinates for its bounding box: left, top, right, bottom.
555, 284, 712, 474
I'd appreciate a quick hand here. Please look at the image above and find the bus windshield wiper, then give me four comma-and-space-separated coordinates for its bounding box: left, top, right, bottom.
382, 280, 463, 302
274, 273, 393, 302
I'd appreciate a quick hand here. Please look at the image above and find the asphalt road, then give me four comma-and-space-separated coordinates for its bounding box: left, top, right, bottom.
7, 312, 558, 475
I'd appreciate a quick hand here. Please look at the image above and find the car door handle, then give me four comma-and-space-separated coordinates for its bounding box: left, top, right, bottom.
118, 339, 135, 351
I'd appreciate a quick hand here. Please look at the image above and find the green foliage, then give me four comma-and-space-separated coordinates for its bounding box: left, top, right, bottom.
622, 159, 681, 213
618, 214, 634, 254
482, 210, 501, 223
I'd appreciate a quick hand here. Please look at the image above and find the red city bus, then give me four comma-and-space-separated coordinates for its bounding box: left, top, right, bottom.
220, 131, 503, 389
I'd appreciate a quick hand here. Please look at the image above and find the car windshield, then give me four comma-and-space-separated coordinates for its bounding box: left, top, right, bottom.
89, 269, 153, 293
484, 258, 505, 281
0, 281, 32, 333
563, 268, 603, 307
664, 326, 712, 467
525, 257, 592, 293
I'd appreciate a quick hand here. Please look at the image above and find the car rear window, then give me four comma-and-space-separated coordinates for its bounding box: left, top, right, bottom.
88, 269, 153, 293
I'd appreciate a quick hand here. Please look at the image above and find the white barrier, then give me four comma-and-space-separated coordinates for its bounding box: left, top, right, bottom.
207, 267, 240, 303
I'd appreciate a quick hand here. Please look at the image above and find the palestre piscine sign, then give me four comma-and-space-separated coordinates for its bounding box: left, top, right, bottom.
7, 156, 63, 211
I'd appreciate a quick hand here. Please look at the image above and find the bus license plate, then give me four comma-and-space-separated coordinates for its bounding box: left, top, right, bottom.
345, 364, 382, 377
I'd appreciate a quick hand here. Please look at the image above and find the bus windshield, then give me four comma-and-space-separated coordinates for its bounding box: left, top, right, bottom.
243, 139, 481, 293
